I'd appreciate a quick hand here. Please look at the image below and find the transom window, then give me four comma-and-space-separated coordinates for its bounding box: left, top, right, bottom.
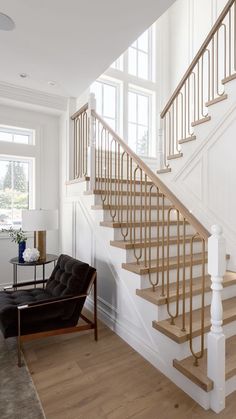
128, 89, 150, 156
128, 29, 152, 81
110, 55, 124, 72
0, 126, 34, 145
0, 157, 34, 228
91, 80, 119, 131
90, 23, 156, 158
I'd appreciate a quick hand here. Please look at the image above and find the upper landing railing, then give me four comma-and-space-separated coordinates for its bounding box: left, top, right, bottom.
160, 0, 236, 168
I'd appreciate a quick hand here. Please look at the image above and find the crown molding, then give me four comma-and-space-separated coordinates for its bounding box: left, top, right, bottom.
0, 81, 69, 114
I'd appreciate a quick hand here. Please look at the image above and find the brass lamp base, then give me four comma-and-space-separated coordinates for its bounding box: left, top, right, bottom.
34, 231, 46, 260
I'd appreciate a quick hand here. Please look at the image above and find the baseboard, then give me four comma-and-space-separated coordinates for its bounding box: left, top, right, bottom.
85, 298, 210, 410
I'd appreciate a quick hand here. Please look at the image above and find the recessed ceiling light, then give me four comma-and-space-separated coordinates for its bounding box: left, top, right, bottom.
19, 73, 29, 79
48, 80, 57, 87
0, 13, 15, 31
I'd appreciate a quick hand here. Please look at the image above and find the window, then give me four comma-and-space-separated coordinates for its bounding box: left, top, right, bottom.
0, 126, 34, 145
110, 55, 124, 72
91, 23, 156, 158
0, 157, 34, 228
128, 29, 152, 81
91, 80, 119, 131
128, 89, 150, 156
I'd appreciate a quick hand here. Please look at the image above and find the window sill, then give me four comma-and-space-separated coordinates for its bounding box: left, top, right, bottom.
0, 232, 34, 240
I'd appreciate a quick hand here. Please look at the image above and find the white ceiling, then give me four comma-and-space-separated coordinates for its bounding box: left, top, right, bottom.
0, 0, 175, 98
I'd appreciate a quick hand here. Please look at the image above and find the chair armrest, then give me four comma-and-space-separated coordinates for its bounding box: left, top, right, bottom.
5, 279, 48, 290
17, 293, 88, 311
3, 285, 14, 290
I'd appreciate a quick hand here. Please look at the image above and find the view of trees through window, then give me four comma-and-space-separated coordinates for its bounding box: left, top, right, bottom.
128, 90, 150, 156
0, 159, 30, 228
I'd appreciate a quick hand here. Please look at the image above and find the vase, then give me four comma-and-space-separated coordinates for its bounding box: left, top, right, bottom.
18, 241, 26, 263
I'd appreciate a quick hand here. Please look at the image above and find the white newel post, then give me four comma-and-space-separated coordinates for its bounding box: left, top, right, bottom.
88, 92, 96, 191
207, 225, 226, 413
156, 115, 164, 171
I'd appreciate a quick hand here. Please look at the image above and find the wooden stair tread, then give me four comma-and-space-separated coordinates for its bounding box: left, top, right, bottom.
85, 190, 163, 197
191, 116, 211, 127
178, 135, 196, 144
136, 271, 236, 306
222, 73, 236, 84
153, 294, 236, 344
100, 220, 190, 228
92, 204, 171, 211
68, 176, 153, 185
95, 178, 153, 185
156, 168, 171, 174
122, 252, 208, 275
173, 355, 213, 392
205, 93, 228, 107
66, 176, 90, 185
111, 235, 202, 250
167, 153, 183, 160
173, 333, 236, 392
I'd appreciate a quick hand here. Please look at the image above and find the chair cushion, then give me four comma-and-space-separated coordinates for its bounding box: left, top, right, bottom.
0, 288, 62, 338
46, 254, 91, 297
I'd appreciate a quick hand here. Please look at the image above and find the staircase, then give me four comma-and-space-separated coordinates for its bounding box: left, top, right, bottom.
66, 0, 236, 413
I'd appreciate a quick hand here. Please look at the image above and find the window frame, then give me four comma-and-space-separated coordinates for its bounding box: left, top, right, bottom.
0, 155, 35, 229
0, 125, 35, 145
91, 78, 121, 133
91, 22, 157, 159
127, 85, 153, 157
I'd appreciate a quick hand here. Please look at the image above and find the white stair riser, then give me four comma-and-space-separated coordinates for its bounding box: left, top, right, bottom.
94, 194, 172, 206
124, 241, 205, 262
157, 285, 236, 321
101, 208, 186, 222
113, 224, 195, 240
94, 181, 161, 194
139, 264, 207, 288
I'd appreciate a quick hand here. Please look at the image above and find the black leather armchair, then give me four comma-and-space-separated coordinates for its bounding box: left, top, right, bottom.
0, 254, 97, 366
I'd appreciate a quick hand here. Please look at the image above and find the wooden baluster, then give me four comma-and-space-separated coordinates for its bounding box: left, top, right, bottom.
88, 93, 96, 191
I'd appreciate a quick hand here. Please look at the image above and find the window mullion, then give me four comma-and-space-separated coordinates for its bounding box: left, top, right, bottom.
11, 161, 14, 226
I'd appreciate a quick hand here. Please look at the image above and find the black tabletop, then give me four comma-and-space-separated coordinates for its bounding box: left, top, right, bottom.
10, 254, 58, 266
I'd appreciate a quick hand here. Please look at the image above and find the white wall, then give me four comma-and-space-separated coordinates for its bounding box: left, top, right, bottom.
0, 103, 60, 286
157, 78, 236, 271
159, 0, 228, 101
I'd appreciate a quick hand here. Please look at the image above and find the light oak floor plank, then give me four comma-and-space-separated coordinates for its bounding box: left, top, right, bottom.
23, 316, 236, 419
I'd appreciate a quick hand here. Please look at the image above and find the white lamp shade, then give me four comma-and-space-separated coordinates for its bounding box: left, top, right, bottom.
22, 209, 58, 231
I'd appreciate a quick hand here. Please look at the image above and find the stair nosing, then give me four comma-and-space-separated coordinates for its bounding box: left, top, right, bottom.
152, 295, 236, 344
100, 220, 190, 228
173, 333, 236, 392
110, 235, 202, 250
136, 272, 236, 306
122, 252, 208, 275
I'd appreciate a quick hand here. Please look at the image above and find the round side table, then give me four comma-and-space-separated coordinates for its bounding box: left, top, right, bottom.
9, 254, 58, 289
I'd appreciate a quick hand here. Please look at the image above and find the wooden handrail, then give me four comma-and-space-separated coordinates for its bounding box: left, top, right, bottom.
71, 103, 88, 120
160, 0, 235, 118
92, 110, 209, 240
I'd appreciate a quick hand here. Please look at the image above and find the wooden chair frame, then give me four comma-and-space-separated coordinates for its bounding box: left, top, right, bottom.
13, 272, 97, 367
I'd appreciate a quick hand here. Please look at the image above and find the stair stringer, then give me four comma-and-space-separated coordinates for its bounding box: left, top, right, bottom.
157, 78, 236, 272
64, 180, 211, 410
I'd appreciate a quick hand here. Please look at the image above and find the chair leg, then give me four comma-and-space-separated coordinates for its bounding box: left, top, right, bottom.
17, 308, 22, 367
18, 336, 22, 367
94, 275, 98, 341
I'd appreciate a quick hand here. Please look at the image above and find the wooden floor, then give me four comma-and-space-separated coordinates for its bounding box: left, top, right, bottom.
23, 317, 236, 419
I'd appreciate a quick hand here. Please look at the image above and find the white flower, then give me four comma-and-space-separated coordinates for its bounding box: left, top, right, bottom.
23, 248, 40, 262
